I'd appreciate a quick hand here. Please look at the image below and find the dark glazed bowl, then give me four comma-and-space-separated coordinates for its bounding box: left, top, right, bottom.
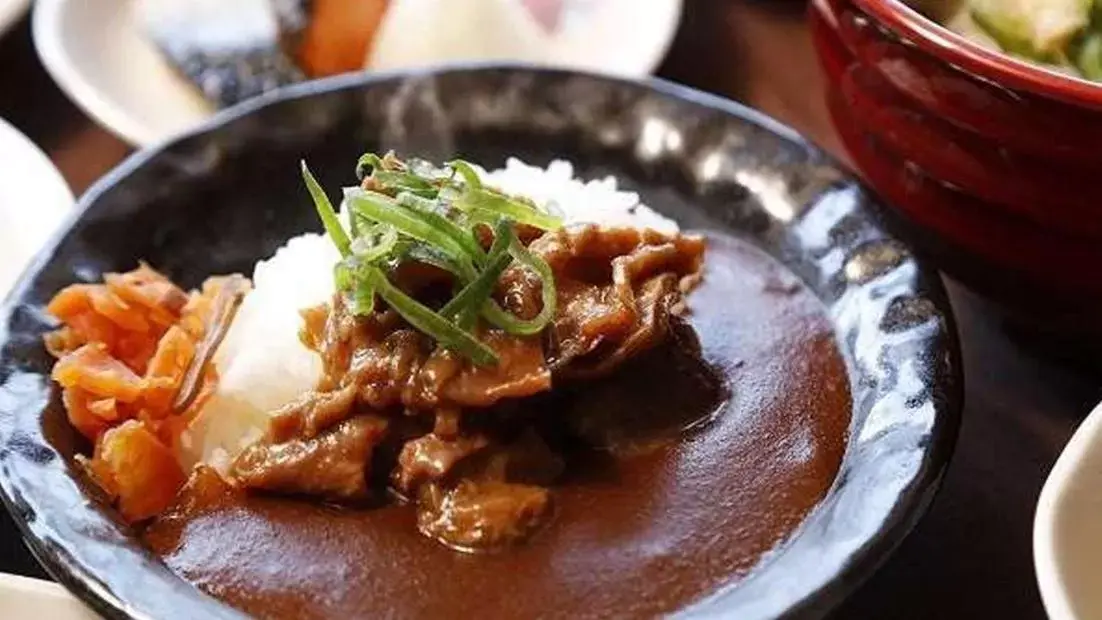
0, 65, 961, 619
809, 0, 1102, 350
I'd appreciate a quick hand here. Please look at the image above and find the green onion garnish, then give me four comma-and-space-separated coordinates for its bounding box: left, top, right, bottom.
399, 243, 468, 280
481, 236, 557, 336
350, 224, 399, 263
302, 161, 351, 257
303, 153, 564, 365
358, 152, 438, 198
456, 188, 563, 231
394, 192, 487, 265
355, 153, 386, 180
352, 277, 377, 315
364, 266, 498, 366
448, 159, 483, 189
334, 262, 354, 291
440, 219, 514, 330
344, 188, 479, 281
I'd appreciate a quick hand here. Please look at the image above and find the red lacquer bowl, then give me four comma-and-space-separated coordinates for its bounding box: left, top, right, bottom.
810, 0, 1102, 344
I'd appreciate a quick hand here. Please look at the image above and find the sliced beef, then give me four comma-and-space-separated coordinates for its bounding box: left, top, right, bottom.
303, 298, 551, 412
500, 226, 705, 378
414, 330, 550, 409
231, 416, 389, 500
299, 226, 702, 419
416, 480, 553, 551
559, 273, 680, 379
392, 433, 490, 494
267, 383, 359, 442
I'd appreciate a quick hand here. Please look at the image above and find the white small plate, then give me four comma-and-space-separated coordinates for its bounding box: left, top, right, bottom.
33, 0, 681, 148
0, 0, 28, 37
33, 0, 213, 147
1035, 400, 1102, 620
0, 573, 97, 619
0, 117, 73, 299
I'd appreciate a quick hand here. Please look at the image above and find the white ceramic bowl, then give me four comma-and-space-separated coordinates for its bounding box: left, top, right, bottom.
33, 0, 682, 148
0, 573, 96, 619
32, 0, 213, 147
0, 117, 73, 299
1035, 400, 1102, 620
0, 0, 28, 36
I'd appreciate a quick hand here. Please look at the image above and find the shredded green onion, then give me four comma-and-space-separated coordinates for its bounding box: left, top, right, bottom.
334, 262, 354, 291
364, 267, 498, 366
440, 220, 514, 330
302, 161, 351, 257
358, 153, 440, 197
480, 236, 557, 336
352, 277, 377, 315
344, 188, 478, 281
304, 153, 565, 365
456, 188, 563, 231
350, 224, 399, 263
394, 192, 487, 265
400, 244, 468, 281
355, 153, 385, 180
448, 159, 483, 189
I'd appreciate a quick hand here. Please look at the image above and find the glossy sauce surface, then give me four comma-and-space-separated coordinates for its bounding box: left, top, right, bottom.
143, 233, 851, 619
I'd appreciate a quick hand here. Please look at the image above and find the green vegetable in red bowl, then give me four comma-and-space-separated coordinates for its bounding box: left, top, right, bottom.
913, 0, 1102, 80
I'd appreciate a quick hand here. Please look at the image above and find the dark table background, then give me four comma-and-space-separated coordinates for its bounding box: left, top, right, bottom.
1, 2, 1099, 618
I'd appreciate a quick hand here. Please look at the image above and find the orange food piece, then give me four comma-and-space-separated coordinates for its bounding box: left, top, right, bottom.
62, 387, 111, 440
76, 453, 119, 501
141, 326, 196, 415
150, 365, 218, 451
298, 0, 390, 77
94, 420, 186, 522
145, 326, 194, 380
179, 278, 217, 338
53, 343, 144, 404
87, 397, 124, 422
104, 263, 188, 329
45, 265, 236, 522
64, 311, 121, 353
46, 284, 95, 321
114, 331, 160, 376
43, 326, 86, 358
87, 287, 150, 333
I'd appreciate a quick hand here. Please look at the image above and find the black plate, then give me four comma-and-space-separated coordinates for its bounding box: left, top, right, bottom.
0, 65, 961, 619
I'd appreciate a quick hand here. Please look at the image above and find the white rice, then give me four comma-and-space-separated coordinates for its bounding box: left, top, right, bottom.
179, 159, 679, 471
483, 159, 679, 234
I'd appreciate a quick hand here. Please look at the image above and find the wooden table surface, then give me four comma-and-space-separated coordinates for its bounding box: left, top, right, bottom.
1, 2, 1099, 618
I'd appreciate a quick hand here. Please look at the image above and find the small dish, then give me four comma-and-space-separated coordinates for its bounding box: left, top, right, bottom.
0, 0, 28, 37
1035, 400, 1102, 620
0, 117, 73, 300
0, 64, 961, 619
0, 574, 96, 620
32, 0, 682, 147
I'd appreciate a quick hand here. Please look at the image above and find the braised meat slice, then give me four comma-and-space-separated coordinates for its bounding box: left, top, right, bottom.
417, 480, 553, 551
414, 330, 550, 409
560, 273, 681, 379
300, 226, 702, 418
302, 296, 551, 411
267, 384, 359, 442
392, 432, 490, 494
499, 226, 705, 378
231, 416, 388, 500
